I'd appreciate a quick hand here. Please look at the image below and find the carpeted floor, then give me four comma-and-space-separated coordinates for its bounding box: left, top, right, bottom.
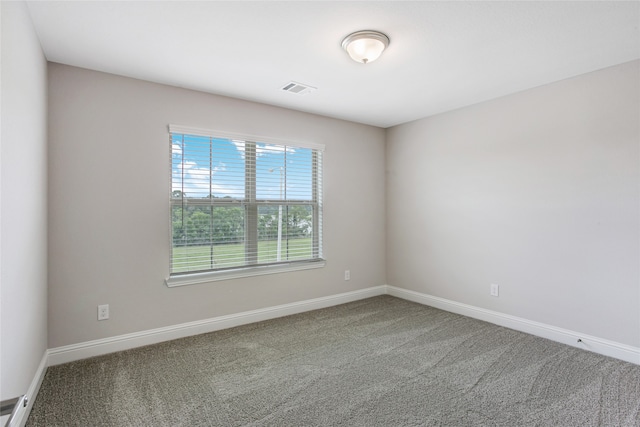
27, 296, 640, 426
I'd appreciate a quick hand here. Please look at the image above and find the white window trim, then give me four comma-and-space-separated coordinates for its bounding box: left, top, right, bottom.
165, 259, 326, 287
167, 124, 325, 287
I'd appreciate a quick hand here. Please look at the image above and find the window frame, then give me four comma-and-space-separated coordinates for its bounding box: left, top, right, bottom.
166, 125, 325, 287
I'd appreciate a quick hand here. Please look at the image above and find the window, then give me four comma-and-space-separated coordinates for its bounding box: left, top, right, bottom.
167, 125, 324, 286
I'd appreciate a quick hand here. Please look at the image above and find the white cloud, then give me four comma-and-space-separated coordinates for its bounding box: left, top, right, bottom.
232, 140, 295, 158
232, 140, 246, 159
257, 143, 295, 157
172, 161, 240, 197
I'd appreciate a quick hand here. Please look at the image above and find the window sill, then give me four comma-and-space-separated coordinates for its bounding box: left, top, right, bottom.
165, 259, 326, 288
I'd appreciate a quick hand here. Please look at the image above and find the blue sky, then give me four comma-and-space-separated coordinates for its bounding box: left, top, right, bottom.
172, 134, 314, 200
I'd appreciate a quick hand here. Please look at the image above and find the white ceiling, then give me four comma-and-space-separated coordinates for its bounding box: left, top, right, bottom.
26, 1, 640, 128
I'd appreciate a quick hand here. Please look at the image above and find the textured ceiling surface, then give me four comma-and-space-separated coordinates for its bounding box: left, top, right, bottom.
27, 1, 640, 128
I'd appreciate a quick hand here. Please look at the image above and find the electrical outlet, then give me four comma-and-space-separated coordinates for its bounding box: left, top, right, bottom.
344, 270, 351, 281
490, 284, 499, 297
98, 304, 109, 320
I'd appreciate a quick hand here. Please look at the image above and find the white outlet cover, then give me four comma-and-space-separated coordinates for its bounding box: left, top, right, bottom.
98, 304, 109, 320
490, 284, 499, 297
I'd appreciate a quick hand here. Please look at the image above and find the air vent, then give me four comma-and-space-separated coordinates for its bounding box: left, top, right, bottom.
281, 81, 317, 95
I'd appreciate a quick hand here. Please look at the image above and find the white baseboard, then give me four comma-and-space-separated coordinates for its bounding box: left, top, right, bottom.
48, 286, 387, 366
46, 284, 640, 368
386, 285, 640, 365
5, 351, 48, 427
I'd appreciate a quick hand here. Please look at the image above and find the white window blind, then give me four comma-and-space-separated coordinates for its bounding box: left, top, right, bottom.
169, 125, 324, 277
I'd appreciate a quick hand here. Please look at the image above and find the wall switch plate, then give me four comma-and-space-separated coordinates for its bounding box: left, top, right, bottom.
98, 304, 109, 320
490, 284, 499, 297
344, 270, 350, 281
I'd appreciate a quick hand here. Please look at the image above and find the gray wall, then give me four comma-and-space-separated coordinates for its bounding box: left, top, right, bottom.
0, 1, 48, 401
47, 64, 387, 348
6, 19, 637, 375
386, 60, 640, 347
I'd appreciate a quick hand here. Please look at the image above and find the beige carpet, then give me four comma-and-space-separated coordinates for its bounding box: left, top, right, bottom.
27, 296, 640, 426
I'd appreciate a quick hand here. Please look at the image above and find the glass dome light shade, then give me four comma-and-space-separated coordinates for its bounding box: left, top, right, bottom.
341, 31, 390, 64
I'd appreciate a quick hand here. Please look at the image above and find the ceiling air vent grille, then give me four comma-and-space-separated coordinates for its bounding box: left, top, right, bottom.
281, 81, 316, 95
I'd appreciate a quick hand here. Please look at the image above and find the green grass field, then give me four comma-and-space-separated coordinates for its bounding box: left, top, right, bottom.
171, 238, 312, 273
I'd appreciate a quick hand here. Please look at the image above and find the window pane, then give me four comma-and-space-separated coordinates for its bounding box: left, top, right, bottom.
285, 148, 313, 201
256, 145, 313, 201
212, 138, 246, 199
257, 205, 281, 263
172, 135, 245, 199
257, 204, 313, 263
283, 205, 314, 261
171, 205, 245, 273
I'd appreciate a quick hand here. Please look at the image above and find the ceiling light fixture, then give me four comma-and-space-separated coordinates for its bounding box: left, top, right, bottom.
341, 30, 390, 64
